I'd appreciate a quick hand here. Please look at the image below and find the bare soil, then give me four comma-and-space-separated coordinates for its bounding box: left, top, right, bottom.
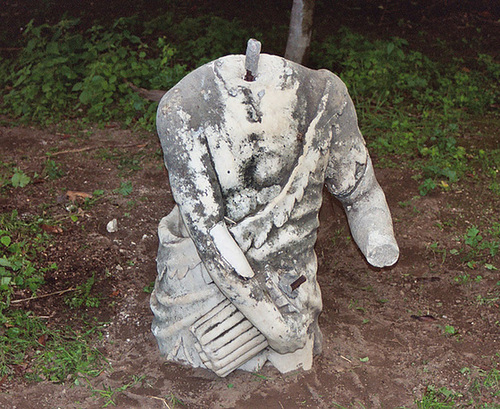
0, 118, 498, 408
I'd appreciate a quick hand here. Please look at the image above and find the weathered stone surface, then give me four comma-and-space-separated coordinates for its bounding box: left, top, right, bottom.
151, 52, 399, 377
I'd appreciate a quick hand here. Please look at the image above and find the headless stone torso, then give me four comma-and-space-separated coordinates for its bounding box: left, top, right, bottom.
152, 52, 399, 376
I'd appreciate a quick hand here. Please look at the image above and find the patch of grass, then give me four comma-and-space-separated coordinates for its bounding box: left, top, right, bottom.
0, 310, 107, 382
117, 155, 143, 175
475, 293, 500, 306
163, 393, 185, 408
453, 273, 483, 286
428, 242, 447, 265
348, 299, 367, 314
65, 273, 101, 309
0, 161, 14, 189
330, 228, 346, 246
87, 375, 146, 407
94, 148, 144, 176
0, 210, 56, 314
418, 362, 498, 406
458, 365, 500, 408
416, 385, 457, 408
460, 226, 499, 270
0, 210, 106, 382
445, 224, 499, 271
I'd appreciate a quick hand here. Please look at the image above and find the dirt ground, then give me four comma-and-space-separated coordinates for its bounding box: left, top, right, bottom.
0, 1, 499, 408
0, 116, 498, 408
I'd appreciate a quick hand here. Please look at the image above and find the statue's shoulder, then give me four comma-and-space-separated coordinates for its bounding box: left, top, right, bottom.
315, 68, 347, 91
159, 61, 218, 105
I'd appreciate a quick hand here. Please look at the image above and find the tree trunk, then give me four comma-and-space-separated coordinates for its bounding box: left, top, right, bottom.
284, 0, 315, 65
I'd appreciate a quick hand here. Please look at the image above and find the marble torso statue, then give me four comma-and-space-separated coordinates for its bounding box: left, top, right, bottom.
151, 46, 399, 377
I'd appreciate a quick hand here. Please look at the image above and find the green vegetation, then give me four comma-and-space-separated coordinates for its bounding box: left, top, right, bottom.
0, 211, 105, 382
416, 385, 457, 408
1, 18, 186, 130
429, 224, 498, 272
10, 168, 32, 188
442, 324, 458, 337
42, 159, 65, 180
87, 375, 146, 407
310, 28, 499, 195
65, 273, 101, 309
143, 281, 155, 294
0, 210, 54, 312
81, 189, 106, 210
1, 18, 498, 193
415, 364, 500, 408
447, 225, 500, 271
0, 310, 106, 383
115, 180, 133, 196
461, 225, 500, 269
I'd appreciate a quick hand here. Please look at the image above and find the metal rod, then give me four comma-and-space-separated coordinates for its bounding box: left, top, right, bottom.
244, 38, 261, 81
291, 275, 306, 291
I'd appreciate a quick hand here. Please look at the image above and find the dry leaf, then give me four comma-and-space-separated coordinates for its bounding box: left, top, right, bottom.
38, 334, 47, 346
66, 190, 92, 202
41, 224, 63, 234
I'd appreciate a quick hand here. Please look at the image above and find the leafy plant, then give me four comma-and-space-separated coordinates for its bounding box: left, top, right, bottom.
143, 281, 155, 294
10, 168, 31, 188
443, 325, 458, 337
461, 226, 499, 269
428, 242, 447, 264
115, 180, 133, 197
1, 18, 187, 129
0, 210, 56, 316
81, 189, 106, 210
419, 178, 437, 196
453, 273, 482, 285
310, 28, 499, 195
146, 14, 256, 68
118, 155, 143, 175
416, 385, 457, 408
42, 159, 65, 180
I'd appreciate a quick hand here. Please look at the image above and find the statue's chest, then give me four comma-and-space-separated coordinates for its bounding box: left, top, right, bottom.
204, 81, 309, 191
207, 129, 303, 191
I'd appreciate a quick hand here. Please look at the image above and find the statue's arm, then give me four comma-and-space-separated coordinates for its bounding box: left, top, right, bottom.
158, 97, 254, 280
325, 90, 399, 268
340, 156, 399, 267
157, 95, 308, 353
